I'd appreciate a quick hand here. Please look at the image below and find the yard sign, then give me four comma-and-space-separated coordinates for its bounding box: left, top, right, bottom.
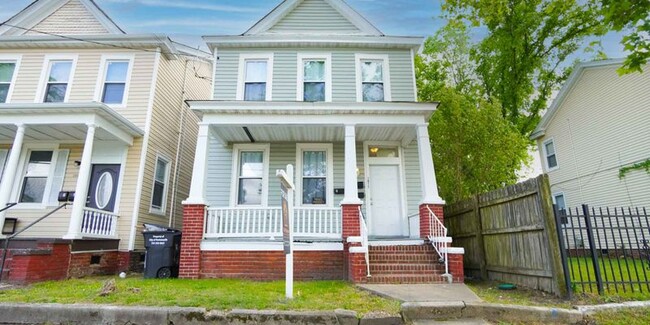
276, 164, 295, 299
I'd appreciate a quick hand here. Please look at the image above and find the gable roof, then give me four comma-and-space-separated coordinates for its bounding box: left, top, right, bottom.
0, 0, 125, 36
244, 0, 383, 36
530, 59, 625, 140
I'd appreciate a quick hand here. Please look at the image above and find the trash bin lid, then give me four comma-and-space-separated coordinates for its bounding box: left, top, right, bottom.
143, 223, 180, 232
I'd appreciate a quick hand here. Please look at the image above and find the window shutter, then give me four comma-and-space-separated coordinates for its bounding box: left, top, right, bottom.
0, 149, 7, 183
48, 149, 69, 204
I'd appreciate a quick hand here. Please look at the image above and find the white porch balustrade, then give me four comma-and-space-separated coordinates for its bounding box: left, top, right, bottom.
204, 207, 342, 239
80, 207, 119, 238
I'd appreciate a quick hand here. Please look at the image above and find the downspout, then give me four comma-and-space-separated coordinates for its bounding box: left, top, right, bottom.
169, 58, 190, 227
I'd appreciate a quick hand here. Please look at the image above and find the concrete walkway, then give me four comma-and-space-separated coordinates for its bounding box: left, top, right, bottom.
357, 284, 482, 303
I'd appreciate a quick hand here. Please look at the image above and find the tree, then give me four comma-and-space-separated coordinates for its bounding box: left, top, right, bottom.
598, 0, 650, 74
443, 0, 608, 136
417, 26, 529, 203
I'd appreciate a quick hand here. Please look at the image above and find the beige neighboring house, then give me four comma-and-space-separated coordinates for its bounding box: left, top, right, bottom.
0, 0, 212, 283
531, 59, 650, 211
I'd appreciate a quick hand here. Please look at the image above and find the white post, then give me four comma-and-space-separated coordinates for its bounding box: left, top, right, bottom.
64, 124, 96, 239
286, 164, 294, 299
416, 123, 444, 204
0, 124, 26, 231
184, 123, 210, 205
341, 124, 362, 205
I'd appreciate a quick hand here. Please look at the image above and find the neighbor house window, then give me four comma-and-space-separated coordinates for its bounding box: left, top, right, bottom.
232, 144, 269, 206
297, 144, 333, 206
553, 193, 568, 224
0, 61, 17, 103
238, 54, 273, 101
43, 60, 73, 103
151, 156, 170, 213
101, 60, 130, 104
19, 151, 53, 203
543, 139, 558, 170
298, 54, 331, 102
356, 54, 391, 102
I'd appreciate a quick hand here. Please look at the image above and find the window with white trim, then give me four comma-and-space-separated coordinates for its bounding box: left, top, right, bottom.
0, 149, 8, 183
232, 144, 269, 206
543, 139, 558, 170
237, 54, 273, 101
0, 61, 17, 103
553, 193, 568, 224
298, 54, 331, 102
297, 144, 333, 206
151, 156, 170, 214
356, 54, 391, 102
15, 148, 68, 206
101, 60, 130, 104
43, 60, 73, 103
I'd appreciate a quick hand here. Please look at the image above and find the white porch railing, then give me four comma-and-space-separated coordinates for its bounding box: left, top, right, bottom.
80, 207, 118, 238
427, 206, 449, 276
204, 207, 342, 239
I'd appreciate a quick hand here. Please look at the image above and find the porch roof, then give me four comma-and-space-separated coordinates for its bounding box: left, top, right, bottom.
0, 102, 144, 145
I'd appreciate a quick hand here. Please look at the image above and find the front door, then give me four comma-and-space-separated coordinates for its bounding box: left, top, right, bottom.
368, 164, 403, 237
87, 164, 120, 212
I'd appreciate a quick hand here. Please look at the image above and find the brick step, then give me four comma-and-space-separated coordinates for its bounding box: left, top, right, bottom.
369, 263, 444, 273
368, 245, 435, 252
369, 255, 441, 263
366, 274, 448, 284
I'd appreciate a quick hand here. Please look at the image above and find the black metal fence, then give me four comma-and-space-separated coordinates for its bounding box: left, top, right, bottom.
555, 204, 650, 297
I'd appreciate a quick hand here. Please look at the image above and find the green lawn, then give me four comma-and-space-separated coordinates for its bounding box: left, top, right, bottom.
588, 307, 650, 325
0, 277, 400, 315
568, 257, 650, 299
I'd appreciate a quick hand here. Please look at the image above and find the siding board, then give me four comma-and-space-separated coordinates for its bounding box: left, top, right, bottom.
268, 0, 361, 34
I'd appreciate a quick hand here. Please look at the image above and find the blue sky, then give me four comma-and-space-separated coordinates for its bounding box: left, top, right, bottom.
0, 0, 625, 58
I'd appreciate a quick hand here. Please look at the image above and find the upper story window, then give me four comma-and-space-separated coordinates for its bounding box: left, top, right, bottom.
297, 54, 331, 102
356, 54, 391, 102
237, 54, 273, 101
101, 60, 130, 105
231, 144, 269, 206
543, 138, 558, 171
44, 60, 73, 103
0, 60, 17, 103
150, 155, 170, 214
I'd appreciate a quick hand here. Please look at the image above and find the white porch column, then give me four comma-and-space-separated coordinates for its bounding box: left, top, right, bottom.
0, 124, 26, 231
184, 123, 210, 205
341, 124, 362, 205
64, 124, 96, 239
416, 123, 444, 204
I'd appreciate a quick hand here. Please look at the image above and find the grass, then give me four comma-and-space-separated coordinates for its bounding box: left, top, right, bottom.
587, 307, 650, 325
568, 257, 650, 300
0, 276, 400, 315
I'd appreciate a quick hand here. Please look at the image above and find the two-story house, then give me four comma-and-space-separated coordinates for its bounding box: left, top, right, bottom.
179, 0, 464, 284
531, 59, 650, 211
0, 0, 212, 283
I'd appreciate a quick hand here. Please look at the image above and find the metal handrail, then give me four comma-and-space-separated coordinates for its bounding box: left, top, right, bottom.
358, 206, 370, 277
0, 203, 17, 214
0, 203, 71, 283
427, 206, 449, 277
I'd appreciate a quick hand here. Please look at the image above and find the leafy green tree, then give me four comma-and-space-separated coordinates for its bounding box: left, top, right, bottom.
598, 0, 650, 74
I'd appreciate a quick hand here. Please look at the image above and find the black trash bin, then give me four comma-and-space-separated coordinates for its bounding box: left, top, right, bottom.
142, 224, 182, 279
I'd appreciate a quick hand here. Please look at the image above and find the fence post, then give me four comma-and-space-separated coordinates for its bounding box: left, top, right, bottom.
582, 204, 604, 295
473, 195, 488, 280
538, 175, 569, 298
553, 204, 573, 299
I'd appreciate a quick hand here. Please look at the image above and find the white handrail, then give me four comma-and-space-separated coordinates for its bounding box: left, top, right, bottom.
427, 206, 449, 276
358, 206, 370, 277
80, 207, 118, 238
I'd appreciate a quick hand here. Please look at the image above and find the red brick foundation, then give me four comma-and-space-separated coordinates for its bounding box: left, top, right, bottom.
179, 204, 206, 279
448, 253, 465, 283
419, 204, 444, 239
200, 250, 344, 280
341, 204, 368, 283
68, 251, 120, 278
1, 241, 70, 284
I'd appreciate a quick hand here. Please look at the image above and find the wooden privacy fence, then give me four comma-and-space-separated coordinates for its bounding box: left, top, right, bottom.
445, 175, 567, 296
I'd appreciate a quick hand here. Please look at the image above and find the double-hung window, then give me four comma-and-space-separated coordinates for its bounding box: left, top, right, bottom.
151, 156, 170, 214
101, 60, 130, 104
19, 151, 53, 203
43, 60, 73, 103
543, 139, 558, 170
356, 54, 391, 102
0, 60, 17, 103
232, 144, 269, 206
297, 144, 333, 206
298, 54, 331, 102
553, 193, 568, 224
238, 54, 273, 101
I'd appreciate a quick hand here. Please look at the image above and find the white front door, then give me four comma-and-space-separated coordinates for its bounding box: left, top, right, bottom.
368, 164, 403, 237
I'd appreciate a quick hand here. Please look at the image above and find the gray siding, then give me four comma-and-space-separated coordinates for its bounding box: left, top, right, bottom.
403, 144, 422, 215
268, 0, 361, 34
213, 48, 415, 102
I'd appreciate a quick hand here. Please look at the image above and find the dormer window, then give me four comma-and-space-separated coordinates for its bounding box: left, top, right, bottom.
297, 54, 331, 102
237, 53, 273, 101
355, 54, 391, 102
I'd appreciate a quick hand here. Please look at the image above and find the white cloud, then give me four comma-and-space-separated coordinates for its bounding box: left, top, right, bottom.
102, 0, 259, 13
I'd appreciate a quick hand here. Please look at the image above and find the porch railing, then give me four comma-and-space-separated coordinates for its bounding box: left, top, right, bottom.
80, 207, 118, 238
427, 206, 449, 276
204, 207, 342, 239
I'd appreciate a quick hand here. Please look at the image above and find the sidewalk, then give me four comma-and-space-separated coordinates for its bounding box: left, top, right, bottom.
357, 284, 482, 303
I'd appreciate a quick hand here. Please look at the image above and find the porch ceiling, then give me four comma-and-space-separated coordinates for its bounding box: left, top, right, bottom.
210, 125, 417, 144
